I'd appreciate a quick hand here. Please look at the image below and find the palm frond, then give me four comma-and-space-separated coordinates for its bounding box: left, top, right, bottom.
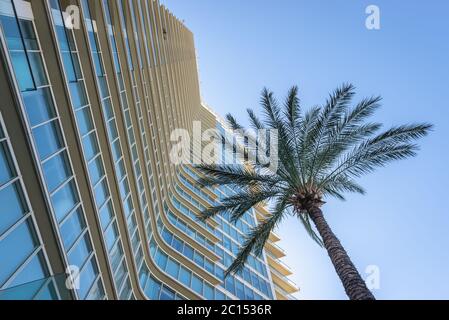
226, 113, 244, 130
195, 164, 280, 188
225, 198, 288, 276
200, 186, 281, 223
247, 108, 264, 130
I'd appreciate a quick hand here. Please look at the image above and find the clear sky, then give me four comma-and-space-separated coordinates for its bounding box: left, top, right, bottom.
160, 0, 449, 299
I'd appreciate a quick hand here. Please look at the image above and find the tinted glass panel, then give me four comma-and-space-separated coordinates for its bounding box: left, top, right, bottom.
33, 121, 62, 160
60, 209, 85, 249
0, 182, 28, 235
43, 152, 70, 192
0, 220, 37, 286
51, 180, 78, 222
0, 141, 15, 185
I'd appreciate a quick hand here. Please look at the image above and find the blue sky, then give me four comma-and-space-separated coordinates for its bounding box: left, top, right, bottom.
160, 0, 449, 299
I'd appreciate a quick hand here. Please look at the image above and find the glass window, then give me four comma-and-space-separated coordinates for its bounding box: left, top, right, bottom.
9, 51, 34, 91
108, 239, 122, 271
215, 266, 224, 280
107, 120, 118, 141
115, 260, 127, 289
225, 276, 235, 295
51, 180, 78, 222
23, 88, 55, 127
191, 274, 203, 295
194, 252, 204, 267
33, 121, 62, 160
94, 179, 109, 208
86, 279, 105, 300
43, 152, 70, 192
235, 278, 245, 300
183, 244, 194, 260
119, 178, 129, 199
244, 286, 254, 300
76, 107, 94, 136
111, 139, 121, 162
0, 15, 24, 50
68, 234, 92, 269
0, 219, 37, 286
60, 208, 85, 250
166, 258, 179, 279
179, 266, 191, 287
172, 236, 183, 253
161, 228, 172, 245
82, 132, 99, 162
145, 277, 161, 299
9, 251, 46, 288
203, 283, 214, 299
98, 76, 109, 98
215, 290, 226, 300
156, 250, 168, 269
88, 155, 104, 186
102, 98, 114, 120
77, 258, 98, 299
28, 52, 47, 87
159, 285, 175, 300
99, 200, 113, 230
0, 182, 27, 235
104, 220, 118, 251
18, 19, 38, 50
69, 82, 88, 109
204, 259, 214, 274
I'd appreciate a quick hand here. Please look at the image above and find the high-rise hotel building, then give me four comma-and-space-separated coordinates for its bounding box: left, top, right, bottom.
0, 0, 298, 300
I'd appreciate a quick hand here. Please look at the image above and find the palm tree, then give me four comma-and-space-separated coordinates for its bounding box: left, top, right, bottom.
194, 84, 432, 300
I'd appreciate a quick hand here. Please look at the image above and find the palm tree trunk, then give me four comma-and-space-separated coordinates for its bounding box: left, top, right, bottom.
308, 207, 376, 300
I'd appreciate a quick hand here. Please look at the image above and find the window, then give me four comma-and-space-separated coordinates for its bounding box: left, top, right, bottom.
43, 152, 70, 192
193, 252, 204, 267
8, 251, 46, 288
159, 285, 175, 300
166, 258, 180, 279
145, 277, 161, 299
99, 201, 113, 230
0, 220, 37, 286
183, 244, 194, 260
156, 250, 168, 269
191, 274, 203, 295
94, 179, 109, 208
172, 236, 183, 252
78, 258, 98, 299
0, 182, 27, 235
51, 180, 78, 222
69, 81, 88, 110
235, 279, 245, 300
225, 276, 235, 295
179, 266, 191, 287
88, 155, 104, 186
60, 208, 85, 249
33, 121, 62, 160
76, 107, 94, 136
23, 88, 55, 127
204, 258, 214, 274
82, 132, 99, 162
203, 283, 214, 300
68, 234, 92, 268
104, 220, 119, 251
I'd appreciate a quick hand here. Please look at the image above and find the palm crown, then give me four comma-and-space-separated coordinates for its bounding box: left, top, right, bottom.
195, 84, 431, 299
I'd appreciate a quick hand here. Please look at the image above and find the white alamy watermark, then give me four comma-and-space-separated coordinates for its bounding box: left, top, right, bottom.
170, 122, 279, 172
365, 264, 381, 290
365, 5, 381, 30
61, 5, 81, 30
65, 265, 80, 291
